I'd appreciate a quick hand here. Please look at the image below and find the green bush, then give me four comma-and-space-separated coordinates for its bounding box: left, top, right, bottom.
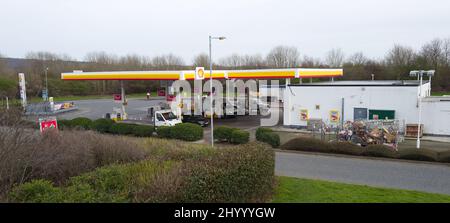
230, 129, 250, 144
57, 119, 72, 130
9, 179, 64, 203
330, 142, 363, 156
281, 137, 333, 153
182, 142, 274, 202
255, 127, 271, 141
361, 145, 397, 158
109, 123, 137, 135
255, 127, 280, 148
214, 126, 237, 142
156, 126, 172, 138
438, 151, 450, 163
157, 124, 203, 141
10, 142, 275, 203
397, 148, 438, 162
90, 118, 115, 133
171, 123, 203, 141
70, 117, 92, 130
132, 125, 154, 137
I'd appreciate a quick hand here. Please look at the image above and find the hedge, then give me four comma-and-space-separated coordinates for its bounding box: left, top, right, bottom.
281, 137, 450, 163
255, 127, 280, 148
214, 126, 237, 142
230, 129, 250, 144
109, 123, 137, 135
170, 123, 203, 141
132, 125, 154, 137
156, 126, 172, 138
156, 123, 203, 141
10, 142, 275, 203
90, 118, 115, 133
57, 120, 72, 130
70, 117, 92, 130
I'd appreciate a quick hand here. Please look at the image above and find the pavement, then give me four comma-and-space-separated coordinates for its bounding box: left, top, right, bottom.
276, 151, 450, 195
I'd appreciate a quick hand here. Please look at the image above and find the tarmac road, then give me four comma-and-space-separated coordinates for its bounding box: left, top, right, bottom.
55, 98, 165, 120
276, 151, 450, 195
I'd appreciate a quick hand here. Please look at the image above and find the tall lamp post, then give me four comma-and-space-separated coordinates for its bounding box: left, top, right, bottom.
209, 35, 226, 147
44, 67, 49, 101
409, 70, 435, 149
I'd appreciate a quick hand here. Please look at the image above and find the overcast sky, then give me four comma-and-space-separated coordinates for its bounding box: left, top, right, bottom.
1, 0, 450, 63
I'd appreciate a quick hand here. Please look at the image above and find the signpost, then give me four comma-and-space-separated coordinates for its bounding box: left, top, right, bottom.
42, 89, 48, 101
39, 117, 58, 133
113, 94, 122, 102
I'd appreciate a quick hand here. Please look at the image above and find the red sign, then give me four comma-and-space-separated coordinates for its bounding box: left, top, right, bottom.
40, 119, 58, 133
166, 94, 176, 102
158, 88, 166, 96
113, 94, 122, 101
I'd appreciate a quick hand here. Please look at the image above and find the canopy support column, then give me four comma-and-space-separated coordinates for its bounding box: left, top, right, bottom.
120, 80, 127, 120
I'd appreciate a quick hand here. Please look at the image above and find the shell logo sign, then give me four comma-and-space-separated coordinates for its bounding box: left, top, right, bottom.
330, 110, 340, 123
195, 67, 205, 80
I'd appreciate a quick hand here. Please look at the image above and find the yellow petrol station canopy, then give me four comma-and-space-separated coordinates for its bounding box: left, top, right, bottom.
61, 68, 343, 81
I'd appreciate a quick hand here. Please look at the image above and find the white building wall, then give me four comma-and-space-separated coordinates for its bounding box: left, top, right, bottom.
283, 85, 424, 129
421, 98, 450, 136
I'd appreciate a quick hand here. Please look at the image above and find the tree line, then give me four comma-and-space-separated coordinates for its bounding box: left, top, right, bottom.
0, 37, 449, 99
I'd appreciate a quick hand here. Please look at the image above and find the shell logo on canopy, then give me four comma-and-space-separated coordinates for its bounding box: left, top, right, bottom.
195, 67, 205, 80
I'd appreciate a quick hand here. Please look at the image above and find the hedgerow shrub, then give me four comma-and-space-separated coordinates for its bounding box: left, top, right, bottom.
132, 125, 154, 137
230, 129, 250, 144
438, 151, 450, 163
331, 142, 363, 156
281, 137, 333, 152
281, 136, 448, 163
0, 129, 146, 201
156, 126, 172, 138
90, 118, 114, 133
70, 117, 92, 130
182, 142, 274, 202
9, 179, 64, 203
156, 124, 203, 141
57, 120, 72, 130
255, 127, 280, 148
109, 123, 136, 135
10, 142, 275, 203
214, 126, 237, 142
170, 123, 203, 141
360, 145, 398, 158
397, 148, 438, 162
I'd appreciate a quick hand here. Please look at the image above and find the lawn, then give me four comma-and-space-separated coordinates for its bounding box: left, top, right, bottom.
273, 176, 450, 203
431, 91, 450, 96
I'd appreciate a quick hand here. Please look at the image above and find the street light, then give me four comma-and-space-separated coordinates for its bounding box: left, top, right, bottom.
209, 35, 226, 147
409, 70, 435, 149
44, 67, 49, 101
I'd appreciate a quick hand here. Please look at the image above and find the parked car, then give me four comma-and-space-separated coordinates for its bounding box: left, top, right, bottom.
182, 115, 210, 127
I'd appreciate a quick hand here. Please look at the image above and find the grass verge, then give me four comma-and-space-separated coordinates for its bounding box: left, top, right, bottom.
273, 176, 450, 203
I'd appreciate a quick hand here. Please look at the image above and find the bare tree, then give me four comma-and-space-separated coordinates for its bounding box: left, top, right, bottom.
85, 51, 118, 65
192, 53, 210, 68
151, 54, 184, 70
300, 55, 323, 67
442, 38, 450, 67
421, 38, 443, 69
347, 52, 368, 66
266, 46, 300, 68
219, 54, 242, 68
325, 48, 345, 68
386, 45, 416, 67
